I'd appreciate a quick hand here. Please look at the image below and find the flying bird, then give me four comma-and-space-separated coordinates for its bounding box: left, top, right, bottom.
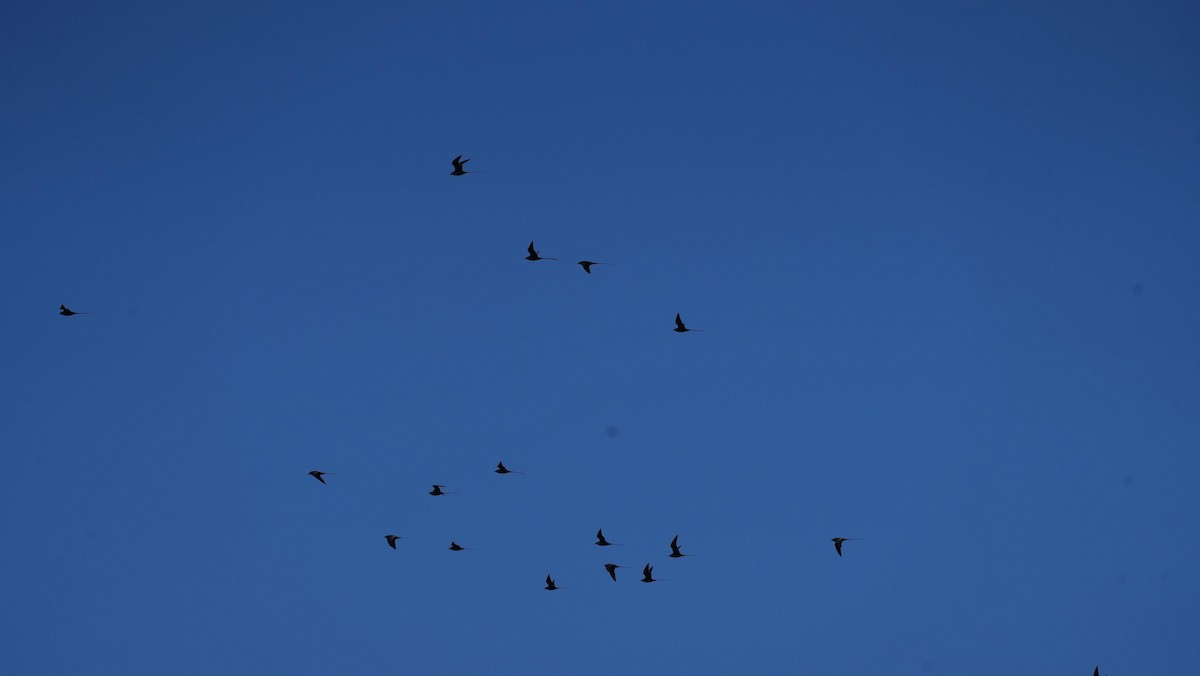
450, 155, 472, 176
595, 529, 622, 546
1094, 668, 1099, 676
495, 461, 524, 475
308, 470, 332, 484
673, 313, 703, 333
544, 574, 559, 591
59, 305, 89, 316
429, 484, 454, 496
832, 537, 860, 557
577, 261, 609, 274
448, 541, 469, 551
525, 241, 557, 261
641, 563, 656, 583
669, 534, 690, 558
604, 563, 623, 581
384, 535, 402, 549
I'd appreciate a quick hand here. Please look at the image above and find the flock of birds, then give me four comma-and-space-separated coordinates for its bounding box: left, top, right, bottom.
56, 155, 1109, 674
54, 155, 861, 587
303, 460, 709, 591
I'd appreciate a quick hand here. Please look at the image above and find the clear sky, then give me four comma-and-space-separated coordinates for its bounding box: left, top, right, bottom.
2, 2, 1198, 674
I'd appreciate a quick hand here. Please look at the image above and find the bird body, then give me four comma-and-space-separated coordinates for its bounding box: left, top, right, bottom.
669, 534, 689, 558
525, 241, 557, 261
59, 305, 89, 316
450, 155, 471, 175
545, 574, 559, 591
449, 541, 467, 551
495, 461, 524, 474
595, 529, 621, 546
385, 535, 402, 549
831, 537, 860, 557
308, 470, 331, 484
604, 563, 623, 581
429, 484, 452, 496
577, 261, 609, 274
674, 313, 703, 332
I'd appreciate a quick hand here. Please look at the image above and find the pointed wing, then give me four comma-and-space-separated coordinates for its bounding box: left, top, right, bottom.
452, 155, 463, 170
675, 313, 685, 330
670, 534, 680, 553
607, 565, 617, 581
528, 241, 537, 256
545, 574, 553, 586
835, 540, 843, 556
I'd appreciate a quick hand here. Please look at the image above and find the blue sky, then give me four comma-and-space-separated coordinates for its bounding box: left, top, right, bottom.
2, 2, 1198, 674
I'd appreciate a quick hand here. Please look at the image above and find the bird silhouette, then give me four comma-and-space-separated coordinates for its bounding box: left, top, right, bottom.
448, 541, 470, 551
1093, 668, 1099, 676
429, 484, 455, 496
494, 461, 524, 475
544, 574, 559, 591
832, 537, 860, 557
308, 470, 333, 484
450, 155, 473, 176
604, 563, 624, 581
595, 529, 622, 546
641, 563, 656, 583
525, 241, 557, 261
384, 535, 402, 549
669, 534, 690, 558
59, 305, 89, 316
673, 313, 703, 332
577, 261, 609, 274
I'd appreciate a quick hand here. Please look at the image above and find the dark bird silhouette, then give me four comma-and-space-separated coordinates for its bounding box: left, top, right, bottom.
308, 470, 332, 484
495, 461, 524, 475
577, 261, 609, 274
673, 313, 703, 333
448, 541, 469, 551
59, 305, 89, 316
595, 529, 622, 546
832, 537, 860, 557
544, 574, 559, 591
385, 535, 402, 549
641, 563, 656, 583
429, 484, 455, 496
525, 241, 557, 261
1094, 668, 1099, 676
450, 155, 472, 176
669, 534, 690, 558
604, 563, 624, 581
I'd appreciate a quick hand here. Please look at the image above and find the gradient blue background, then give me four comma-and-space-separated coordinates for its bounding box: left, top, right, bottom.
3, 2, 1198, 674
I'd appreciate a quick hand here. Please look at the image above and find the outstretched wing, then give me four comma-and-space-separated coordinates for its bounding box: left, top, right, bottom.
675, 314, 685, 330
528, 241, 537, 256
